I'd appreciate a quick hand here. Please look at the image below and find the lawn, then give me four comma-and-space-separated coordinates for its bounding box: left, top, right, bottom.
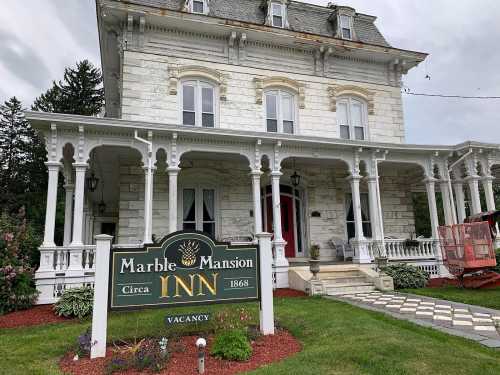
1, 296, 500, 375
403, 287, 500, 310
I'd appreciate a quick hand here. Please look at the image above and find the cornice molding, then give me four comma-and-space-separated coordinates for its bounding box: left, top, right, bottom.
328, 84, 375, 114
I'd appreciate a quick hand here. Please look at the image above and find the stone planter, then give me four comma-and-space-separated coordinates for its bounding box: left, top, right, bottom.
375, 256, 389, 271
309, 259, 321, 280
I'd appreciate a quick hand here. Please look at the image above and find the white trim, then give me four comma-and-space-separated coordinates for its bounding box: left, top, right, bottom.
179, 78, 219, 129
337, 96, 369, 141
271, 2, 285, 28
339, 14, 354, 41
178, 185, 219, 239
263, 89, 298, 135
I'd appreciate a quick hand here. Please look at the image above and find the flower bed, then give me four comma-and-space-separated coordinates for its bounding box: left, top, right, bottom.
0, 304, 70, 329
60, 329, 301, 375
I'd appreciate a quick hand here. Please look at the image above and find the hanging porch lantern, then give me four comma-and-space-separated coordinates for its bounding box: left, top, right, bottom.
290, 171, 301, 187
86, 172, 99, 192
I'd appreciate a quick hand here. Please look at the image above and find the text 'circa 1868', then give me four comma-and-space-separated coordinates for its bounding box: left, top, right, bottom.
109, 231, 260, 310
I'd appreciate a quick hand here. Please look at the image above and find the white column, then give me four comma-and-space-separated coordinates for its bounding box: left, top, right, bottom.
143, 166, 154, 244
250, 170, 263, 236
63, 184, 74, 247
91, 234, 113, 359
270, 170, 288, 288
453, 181, 467, 224
366, 176, 381, 240
71, 163, 87, 247
482, 175, 496, 212
440, 180, 454, 225
349, 175, 370, 264
425, 178, 439, 239
466, 175, 482, 214
257, 233, 275, 335
167, 167, 181, 233
42, 161, 61, 248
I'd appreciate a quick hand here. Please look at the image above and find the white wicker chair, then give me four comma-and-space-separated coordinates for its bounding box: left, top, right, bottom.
329, 237, 354, 261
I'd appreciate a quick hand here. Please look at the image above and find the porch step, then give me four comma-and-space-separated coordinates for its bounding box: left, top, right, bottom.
322, 275, 368, 284
324, 282, 376, 296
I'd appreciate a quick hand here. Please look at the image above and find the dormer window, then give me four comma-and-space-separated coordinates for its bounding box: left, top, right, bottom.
272, 3, 284, 27
340, 15, 353, 40
193, 0, 204, 14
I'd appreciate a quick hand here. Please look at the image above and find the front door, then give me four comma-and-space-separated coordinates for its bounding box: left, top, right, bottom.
266, 195, 296, 258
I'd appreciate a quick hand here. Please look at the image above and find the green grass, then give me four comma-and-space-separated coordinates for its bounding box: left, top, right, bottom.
402, 287, 500, 310
1, 297, 500, 374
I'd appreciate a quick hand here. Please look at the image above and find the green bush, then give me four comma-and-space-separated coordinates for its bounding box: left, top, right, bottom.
494, 249, 500, 273
0, 265, 39, 315
382, 263, 429, 289
211, 329, 252, 361
54, 286, 93, 319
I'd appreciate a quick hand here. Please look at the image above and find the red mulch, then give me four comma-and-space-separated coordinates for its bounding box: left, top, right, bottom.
60, 329, 301, 375
273, 288, 307, 297
427, 273, 500, 289
0, 304, 71, 329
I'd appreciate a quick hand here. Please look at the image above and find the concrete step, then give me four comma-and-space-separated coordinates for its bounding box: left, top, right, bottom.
321, 275, 368, 284
317, 270, 363, 278
325, 283, 376, 296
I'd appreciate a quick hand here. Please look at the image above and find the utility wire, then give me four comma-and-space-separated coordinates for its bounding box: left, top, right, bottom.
403, 92, 500, 99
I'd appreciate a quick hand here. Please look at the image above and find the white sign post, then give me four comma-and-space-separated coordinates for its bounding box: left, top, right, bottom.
91, 234, 113, 359
256, 233, 275, 335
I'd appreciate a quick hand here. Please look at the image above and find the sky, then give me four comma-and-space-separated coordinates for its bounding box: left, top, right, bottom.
1, 0, 499, 145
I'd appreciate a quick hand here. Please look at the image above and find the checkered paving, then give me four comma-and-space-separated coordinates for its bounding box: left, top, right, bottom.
340, 292, 500, 338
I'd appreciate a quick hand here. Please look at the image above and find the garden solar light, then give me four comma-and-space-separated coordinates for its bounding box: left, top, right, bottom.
196, 337, 206, 374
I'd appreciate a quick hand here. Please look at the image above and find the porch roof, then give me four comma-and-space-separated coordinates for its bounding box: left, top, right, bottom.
25, 111, 500, 157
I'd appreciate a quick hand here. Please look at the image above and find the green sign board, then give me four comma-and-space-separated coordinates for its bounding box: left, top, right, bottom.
109, 231, 260, 311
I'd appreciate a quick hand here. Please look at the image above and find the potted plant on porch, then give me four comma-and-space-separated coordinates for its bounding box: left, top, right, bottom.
309, 243, 321, 280
373, 242, 389, 271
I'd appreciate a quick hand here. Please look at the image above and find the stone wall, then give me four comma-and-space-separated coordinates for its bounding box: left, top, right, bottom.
119, 27, 406, 143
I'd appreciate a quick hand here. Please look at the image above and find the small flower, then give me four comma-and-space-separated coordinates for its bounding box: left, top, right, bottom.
3, 233, 14, 242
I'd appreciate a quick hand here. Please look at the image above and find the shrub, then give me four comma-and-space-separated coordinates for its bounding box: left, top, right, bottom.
54, 286, 93, 319
0, 265, 39, 314
382, 263, 429, 289
211, 329, 252, 361
494, 249, 500, 273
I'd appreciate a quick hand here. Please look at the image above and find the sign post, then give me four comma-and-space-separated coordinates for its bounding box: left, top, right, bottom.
91, 234, 113, 359
90, 231, 275, 359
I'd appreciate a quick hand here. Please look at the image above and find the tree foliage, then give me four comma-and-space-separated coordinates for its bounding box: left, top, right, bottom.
32, 60, 104, 116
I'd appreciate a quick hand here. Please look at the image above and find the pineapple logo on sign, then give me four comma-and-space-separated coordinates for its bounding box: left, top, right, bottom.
178, 240, 200, 267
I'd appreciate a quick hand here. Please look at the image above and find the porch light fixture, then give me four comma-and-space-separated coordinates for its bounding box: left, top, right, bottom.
290, 158, 301, 187
86, 172, 99, 192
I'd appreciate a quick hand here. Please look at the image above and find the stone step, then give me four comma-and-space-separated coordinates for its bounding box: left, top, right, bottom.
317, 271, 364, 278
325, 283, 376, 296
321, 275, 368, 284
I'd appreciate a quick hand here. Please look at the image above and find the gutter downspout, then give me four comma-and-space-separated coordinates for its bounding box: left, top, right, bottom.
448, 149, 473, 224
134, 130, 153, 244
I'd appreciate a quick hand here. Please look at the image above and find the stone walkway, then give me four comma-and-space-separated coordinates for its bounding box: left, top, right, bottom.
328, 291, 500, 348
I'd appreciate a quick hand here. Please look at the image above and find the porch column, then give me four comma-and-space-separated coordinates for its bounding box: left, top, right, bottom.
466, 175, 482, 214
250, 170, 263, 235
366, 176, 382, 240
440, 179, 454, 225
63, 184, 74, 247
71, 162, 88, 247
481, 175, 496, 212
42, 161, 61, 248
349, 174, 370, 264
143, 166, 155, 244
167, 167, 181, 233
270, 170, 289, 288
453, 180, 467, 223
424, 178, 439, 239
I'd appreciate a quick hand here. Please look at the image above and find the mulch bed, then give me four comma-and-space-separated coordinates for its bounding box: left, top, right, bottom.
273, 288, 307, 297
60, 329, 301, 375
0, 304, 71, 329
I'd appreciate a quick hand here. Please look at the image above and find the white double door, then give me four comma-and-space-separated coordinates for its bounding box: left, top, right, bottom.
180, 187, 216, 238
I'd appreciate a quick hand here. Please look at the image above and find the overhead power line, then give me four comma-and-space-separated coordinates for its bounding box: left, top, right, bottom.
403, 92, 500, 100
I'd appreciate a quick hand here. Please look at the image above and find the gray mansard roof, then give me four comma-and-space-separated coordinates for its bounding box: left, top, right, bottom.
119, 0, 390, 47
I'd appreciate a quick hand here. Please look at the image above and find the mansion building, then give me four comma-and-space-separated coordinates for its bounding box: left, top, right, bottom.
27, 0, 500, 302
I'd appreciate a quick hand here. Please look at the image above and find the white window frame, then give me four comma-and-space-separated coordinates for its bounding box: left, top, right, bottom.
271, 2, 285, 28
179, 186, 218, 237
337, 96, 368, 141
339, 14, 354, 40
264, 89, 297, 134
345, 192, 371, 239
180, 79, 218, 128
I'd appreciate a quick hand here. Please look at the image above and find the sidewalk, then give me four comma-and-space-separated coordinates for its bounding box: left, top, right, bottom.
328, 291, 500, 348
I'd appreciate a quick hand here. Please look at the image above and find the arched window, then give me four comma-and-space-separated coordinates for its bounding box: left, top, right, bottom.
181, 79, 216, 128
337, 97, 368, 141
264, 89, 295, 134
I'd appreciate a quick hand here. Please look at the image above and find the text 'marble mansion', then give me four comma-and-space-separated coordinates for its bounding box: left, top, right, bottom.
28, 0, 500, 302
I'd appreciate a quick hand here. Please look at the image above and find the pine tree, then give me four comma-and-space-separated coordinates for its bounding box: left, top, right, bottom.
0, 97, 47, 196
32, 60, 104, 116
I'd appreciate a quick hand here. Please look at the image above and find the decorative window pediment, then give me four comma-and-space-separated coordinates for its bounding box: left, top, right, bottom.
254, 76, 305, 109
183, 0, 210, 15
328, 85, 374, 115
262, 0, 290, 29
168, 65, 228, 101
